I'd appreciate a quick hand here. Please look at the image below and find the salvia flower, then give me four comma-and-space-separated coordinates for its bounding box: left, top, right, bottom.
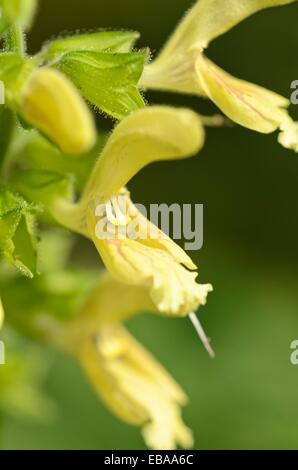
52, 273, 194, 450
52, 106, 213, 320
140, 0, 298, 151
80, 326, 193, 450
19, 67, 97, 154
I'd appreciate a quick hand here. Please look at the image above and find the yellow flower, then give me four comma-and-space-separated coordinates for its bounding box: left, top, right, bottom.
19, 67, 97, 154
52, 106, 213, 321
278, 119, 298, 152
86, 190, 212, 317
50, 273, 194, 450
140, 0, 298, 151
80, 325, 193, 450
0, 297, 4, 329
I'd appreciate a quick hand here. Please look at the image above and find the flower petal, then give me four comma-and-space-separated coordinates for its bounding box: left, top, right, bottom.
196, 55, 289, 133
122, 192, 197, 270
70, 271, 156, 331
154, 0, 297, 54
278, 119, 298, 152
87, 200, 212, 317
79, 325, 193, 450
81, 106, 205, 204
20, 68, 97, 154
141, 0, 298, 148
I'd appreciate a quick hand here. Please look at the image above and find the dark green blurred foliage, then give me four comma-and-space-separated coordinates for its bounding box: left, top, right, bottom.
2, 0, 298, 450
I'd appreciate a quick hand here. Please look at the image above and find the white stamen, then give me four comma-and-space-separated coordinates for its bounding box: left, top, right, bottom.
105, 200, 118, 225
189, 312, 215, 358
111, 196, 128, 226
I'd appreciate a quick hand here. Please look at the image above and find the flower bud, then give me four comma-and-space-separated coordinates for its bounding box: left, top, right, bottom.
20, 67, 97, 155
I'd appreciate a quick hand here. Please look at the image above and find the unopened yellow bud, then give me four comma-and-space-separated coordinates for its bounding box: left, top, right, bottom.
20, 67, 97, 155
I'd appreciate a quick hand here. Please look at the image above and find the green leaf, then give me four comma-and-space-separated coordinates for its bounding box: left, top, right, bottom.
41, 31, 140, 62
0, 188, 38, 278
0, 330, 55, 420
1, 265, 97, 328
37, 229, 74, 273
12, 130, 106, 192
0, 53, 25, 89
0, 0, 38, 31
0, 108, 16, 169
0, 16, 9, 34
56, 50, 147, 120
0, 54, 35, 104
11, 169, 74, 209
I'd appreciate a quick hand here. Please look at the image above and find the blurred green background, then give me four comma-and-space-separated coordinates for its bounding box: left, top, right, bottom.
2, 0, 298, 450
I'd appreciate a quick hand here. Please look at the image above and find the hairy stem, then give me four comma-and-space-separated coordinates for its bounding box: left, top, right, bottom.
5, 23, 26, 55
